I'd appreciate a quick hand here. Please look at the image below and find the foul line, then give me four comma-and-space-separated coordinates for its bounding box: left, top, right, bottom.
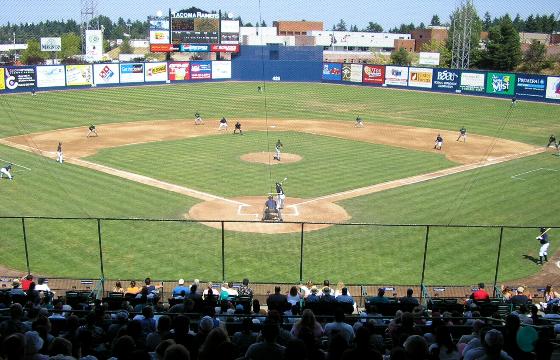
511, 168, 558, 181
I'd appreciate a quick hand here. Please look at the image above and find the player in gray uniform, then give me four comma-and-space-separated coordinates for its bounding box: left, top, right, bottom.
456, 127, 467, 142
0, 164, 13, 180
56, 142, 64, 164
537, 227, 550, 265
546, 135, 558, 149
194, 112, 203, 125
275, 182, 286, 209
434, 134, 443, 150
87, 124, 98, 137
355, 116, 364, 127
234, 121, 243, 135
218, 117, 228, 131
273, 139, 283, 161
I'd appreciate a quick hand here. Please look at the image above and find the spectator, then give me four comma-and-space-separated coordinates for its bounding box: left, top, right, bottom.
21, 274, 33, 291
48, 337, 72, 357
399, 288, 419, 307
203, 282, 219, 300
283, 338, 307, 360
511, 305, 533, 325
543, 284, 560, 309
471, 283, 490, 301
403, 335, 429, 360
297, 326, 327, 360
245, 320, 285, 360
306, 286, 320, 303
287, 286, 301, 306
1, 333, 25, 360
154, 339, 175, 360
126, 280, 141, 295
319, 287, 336, 306
335, 287, 354, 305
266, 310, 294, 346
428, 326, 460, 360
24, 330, 47, 360
457, 319, 485, 348
479, 329, 512, 360
326, 334, 349, 360
324, 309, 354, 345
9, 279, 26, 297
510, 287, 530, 306
320, 280, 333, 296
299, 280, 313, 298
290, 309, 323, 340
0, 304, 27, 338
26, 282, 40, 305
198, 327, 231, 360
390, 312, 420, 348
34, 278, 52, 293
231, 317, 258, 355
341, 326, 382, 360
267, 286, 289, 312
334, 282, 348, 297
111, 281, 125, 294
172, 279, 190, 298
238, 278, 254, 297
369, 288, 389, 304
111, 335, 136, 359
501, 314, 524, 359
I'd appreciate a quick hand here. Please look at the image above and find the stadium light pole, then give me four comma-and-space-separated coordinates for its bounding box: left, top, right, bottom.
12, 32, 16, 63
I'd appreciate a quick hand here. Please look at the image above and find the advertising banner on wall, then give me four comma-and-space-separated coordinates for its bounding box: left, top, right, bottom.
433, 69, 460, 91
0, 68, 4, 90
363, 65, 385, 84
191, 61, 212, 80
322, 63, 342, 81
385, 66, 409, 86
342, 64, 351, 81
93, 63, 120, 85
212, 61, 231, 79
120, 63, 145, 83
486, 72, 516, 96
515, 74, 546, 99
221, 20, 240, 44
350, 64, 363, 83
460, 72, 485, 92
210, 44, 240, 53
408, 67, 433, 88
180, 44, 210, 52
168, 62, 190, 81
5, 67, 36, 90
36, 66, 65, 88
40, 37, 62, 52
85, 30, 103, 62
66, 65, 93, 86
149, 17, 170, 44
545, 76, 560, 100
145, 62, 168, 82
419, 52, 440, 66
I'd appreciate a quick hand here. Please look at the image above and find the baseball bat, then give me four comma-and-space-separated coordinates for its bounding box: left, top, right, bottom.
536, 228, 552, 239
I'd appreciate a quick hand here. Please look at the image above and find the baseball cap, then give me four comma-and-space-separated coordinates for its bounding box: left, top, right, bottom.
199, 316, 214, 331
178, 279, 185, 285
517, 286, 524, 293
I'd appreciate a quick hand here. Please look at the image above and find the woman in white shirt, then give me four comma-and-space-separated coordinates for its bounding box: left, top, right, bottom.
287, 286, 301, 306
34, 278, 52, 293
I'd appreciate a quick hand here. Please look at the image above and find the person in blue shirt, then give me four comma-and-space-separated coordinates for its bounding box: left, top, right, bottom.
0, 164, 13, 180
172, 279, 190, 298
335, 287, 355, 305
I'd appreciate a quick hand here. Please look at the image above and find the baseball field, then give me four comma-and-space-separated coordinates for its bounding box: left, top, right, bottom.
0, 82, 559, 285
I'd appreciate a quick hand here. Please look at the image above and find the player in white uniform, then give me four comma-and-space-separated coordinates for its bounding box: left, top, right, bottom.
275, 182, 286, 209
537, 227, 550, 265
0, 164, 13, 180
434, 134, 443, 150
56, 142, 64, 164
194, 112, 203, 125
218, 117, 228, 131
274, 139, 283, 161
355, 116, 364, 127
456, 127, 467, 142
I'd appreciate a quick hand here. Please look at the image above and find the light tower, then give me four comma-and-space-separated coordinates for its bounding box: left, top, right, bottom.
451, 0, 474, 69
80, 0, 98, 55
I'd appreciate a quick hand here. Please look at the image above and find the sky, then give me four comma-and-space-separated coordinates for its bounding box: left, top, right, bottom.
1, 0, 558, 30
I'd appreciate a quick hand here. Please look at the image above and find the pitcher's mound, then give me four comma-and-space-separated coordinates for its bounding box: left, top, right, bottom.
241, 152, 302, 165
188, 196, 350, 234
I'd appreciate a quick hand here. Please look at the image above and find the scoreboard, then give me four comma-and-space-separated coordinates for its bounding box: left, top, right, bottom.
171, 17, 220, 44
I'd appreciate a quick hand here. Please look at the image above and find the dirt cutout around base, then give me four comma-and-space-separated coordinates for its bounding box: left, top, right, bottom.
188, 196, 350, 234
241, 152, 302, 165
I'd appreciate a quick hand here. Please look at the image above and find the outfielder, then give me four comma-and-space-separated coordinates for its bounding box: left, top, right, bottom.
355, 116, 364, 128
546, 135, 558, 149
274, 139, 283, 161
87, 124, 98, 137
56, 142, 64, 164
434, 134, 443, 150
511, 97, 517, 107
0, 164, 13, 180
456, 127, 467, 142
275, 181, 286, 209
218, 117, 228, 131
194, 112, 203, 125
537, 227, 550, 265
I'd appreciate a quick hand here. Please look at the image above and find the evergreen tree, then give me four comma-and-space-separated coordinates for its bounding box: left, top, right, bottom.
390, 48, 412, 65
364, 22, 383, 32
524, 15, 538, 32
430, 15, 441, 26
21, 39, 47, 64
60, 33, 81, 60
335, 19, 347, 31
480, 15, 521, 71
120, 37, 132, 54
521, 40, 550, 73
512, 14, 524, 32
483, 12, 492, 31
260, 20, 267, 27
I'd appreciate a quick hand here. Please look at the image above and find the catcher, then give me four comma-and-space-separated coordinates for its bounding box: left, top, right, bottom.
537, 227, 550, 265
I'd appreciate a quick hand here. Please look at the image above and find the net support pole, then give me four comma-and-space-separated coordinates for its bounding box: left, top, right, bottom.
97, 218, 105, 295
21, 217, 30, 275
420, 225, 430, 300
299, 223, 304, 282
221, 221, 225, 282
492, 227, 504, 297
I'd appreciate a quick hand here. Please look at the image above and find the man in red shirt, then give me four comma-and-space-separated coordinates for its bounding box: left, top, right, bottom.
21, 274, 33, 291
471, 282, 490, 301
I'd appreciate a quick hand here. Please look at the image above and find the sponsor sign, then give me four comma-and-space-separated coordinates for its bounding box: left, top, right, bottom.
460, 72, 485, 92
180, 44, 210, 52
36, 65, 65, 88
486, 72, 516, 96
418, 52, 440, 66
168, 62, 190, 81
515, 74, 546, 99
363, 65, 385, 84
341, 64, 351, 81
212, 61, 231, 79
385, 66, 409, 86
433, 69, 460, 91
408, 67, 433, 88
545, 76, 560, 100
93, 63, 120, 85
0, 68, 4, 90
66, 65, 92, 86
120, 63, 145, 83
210, 44, 240, 53
5, 67, 36, 90
145, 62, 168, 82
221, 20, 240, 44
350, 64, 363, 83
150, 44, 175, 53
85, 30, 103, 62
322, 63, 342, 81
191, 61, 212, 80
40, 37, 61, 52
150, 31, 170, 44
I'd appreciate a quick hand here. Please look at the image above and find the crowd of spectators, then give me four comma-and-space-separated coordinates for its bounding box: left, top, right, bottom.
0, 276, 557, 360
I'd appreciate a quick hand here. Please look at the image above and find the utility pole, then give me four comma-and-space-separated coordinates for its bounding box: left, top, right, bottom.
80, 0, 98, 55
12, 32, 16, 63
451, 0, 474, 69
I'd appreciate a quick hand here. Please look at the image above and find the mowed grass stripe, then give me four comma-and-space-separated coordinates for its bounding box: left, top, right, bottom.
85, 131, 456, 198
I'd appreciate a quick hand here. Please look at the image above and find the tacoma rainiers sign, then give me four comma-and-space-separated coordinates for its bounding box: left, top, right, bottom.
40, 37, 61, 52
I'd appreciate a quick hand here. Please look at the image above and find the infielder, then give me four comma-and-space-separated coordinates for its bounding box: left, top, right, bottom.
537, 227, 550, 265
234, 121, 243, 135
546, 135, 558, 149
194, 112, 203, 125
274, 139, 283, 161
355, 116, 364, 128
218, 117, 228, 131
434, 134, 443, 150
56, 142, 64, 164
87, 124, 98, 137
275, 181, 286, 209
0, 164, 13, 180
456, 127, 467, 142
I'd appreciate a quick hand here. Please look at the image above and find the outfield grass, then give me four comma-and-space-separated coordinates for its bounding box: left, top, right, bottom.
0, 83, 559, 284
85, 131, 456, 198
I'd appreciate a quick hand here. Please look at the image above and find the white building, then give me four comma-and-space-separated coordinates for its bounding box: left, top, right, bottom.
310, 31, 410, 51
239, 26, 295, 46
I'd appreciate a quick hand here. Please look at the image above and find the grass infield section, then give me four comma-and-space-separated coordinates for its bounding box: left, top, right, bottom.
85, 131, 457, 198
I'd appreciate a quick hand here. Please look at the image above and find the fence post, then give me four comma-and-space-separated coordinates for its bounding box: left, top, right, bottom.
299, 223, 304, 282
21, 217, 30, 275
492, 227, 504, 297
420, 225, 430, 299
97, 219, 105, 295
221, 221, 225, 282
